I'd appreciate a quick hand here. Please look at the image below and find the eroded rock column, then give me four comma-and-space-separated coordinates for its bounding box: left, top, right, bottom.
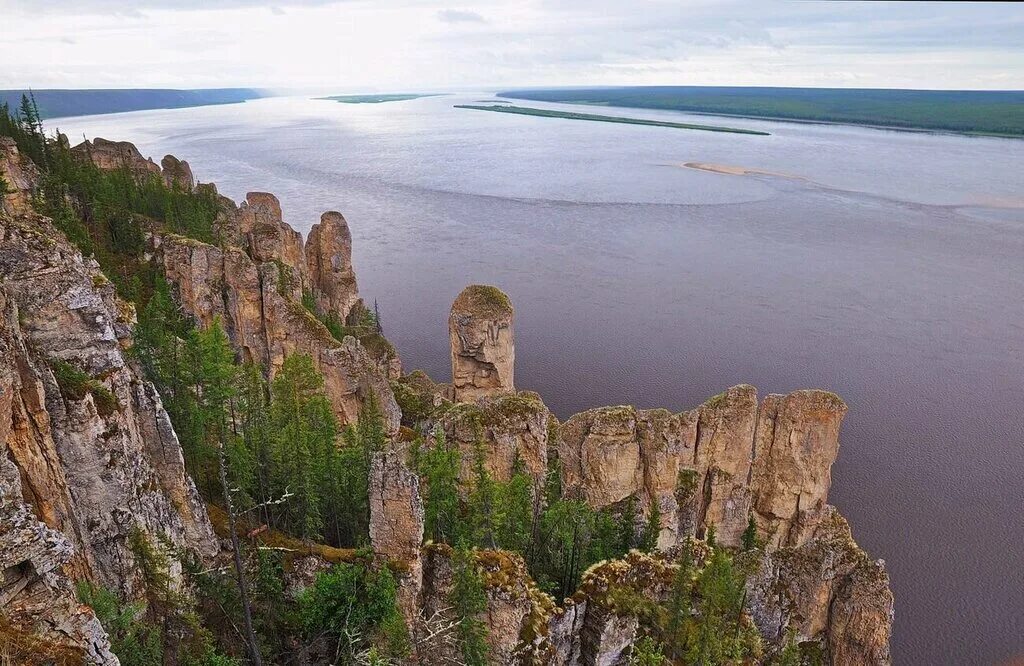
449, 285, 515, 403
305, 211, 360, 323
369, 450, 424, 625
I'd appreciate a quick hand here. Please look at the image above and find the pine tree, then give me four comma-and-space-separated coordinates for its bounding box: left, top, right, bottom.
268, 353, 338, 541
741, 515, 758, 551
419, 429, 462, 544
494, 452, 533, 554
451, 545, 489, 666
640, 500, 662, 553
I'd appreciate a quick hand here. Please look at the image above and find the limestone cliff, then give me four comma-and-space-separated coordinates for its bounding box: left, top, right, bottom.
69, 136, 399, 431
1, 139, 220, 663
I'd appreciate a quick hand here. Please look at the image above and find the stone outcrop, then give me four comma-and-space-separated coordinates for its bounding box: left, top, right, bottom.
418, 545, 553, 666
0, 448, 117, 664
157, 230, 400, 432
751, 390, 847, 548
557, 385, 845, 552
439, 391, 551, 488
72, 137, 161, 178
0, 137, 40, 216
305, 211, 361, 324
450, 285, 515, 402
369, 450, 425, 625
745, 507, 893, 664
160, 154, 194, 190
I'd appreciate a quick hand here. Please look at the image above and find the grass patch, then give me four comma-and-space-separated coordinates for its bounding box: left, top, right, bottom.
50, 359, 120, 416
454, 104, 770, 136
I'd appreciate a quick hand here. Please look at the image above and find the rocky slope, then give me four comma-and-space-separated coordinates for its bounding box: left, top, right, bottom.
1, 139, 217, 663
1, 135, 892, 664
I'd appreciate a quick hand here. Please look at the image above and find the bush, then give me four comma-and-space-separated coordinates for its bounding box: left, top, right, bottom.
50, 359, 120, 416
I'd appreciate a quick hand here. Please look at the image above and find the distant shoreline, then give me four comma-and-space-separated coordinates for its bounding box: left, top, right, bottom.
498, 87, 1024, 138
454, 104, 770, 135
318, 93, 442, 104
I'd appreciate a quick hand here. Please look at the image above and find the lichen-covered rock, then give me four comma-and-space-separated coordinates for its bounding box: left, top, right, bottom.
305, 211, 360, 324
72, 137, 161, 178
744, 507, 892, 665
0, 137, 40, 216
751, 390, 846, 548
449, 285, 515, 402
419, 545, 554, 665
439, 391, 551, 487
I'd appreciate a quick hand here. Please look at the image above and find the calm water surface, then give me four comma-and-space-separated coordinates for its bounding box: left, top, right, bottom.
53, 95, 1024, 665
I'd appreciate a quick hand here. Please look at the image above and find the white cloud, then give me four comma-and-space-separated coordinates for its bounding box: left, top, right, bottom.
0, 0, 1021, 89
436, 8, 485, 23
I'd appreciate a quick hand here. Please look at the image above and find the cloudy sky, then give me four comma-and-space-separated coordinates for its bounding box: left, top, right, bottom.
1, 0, 1022, 90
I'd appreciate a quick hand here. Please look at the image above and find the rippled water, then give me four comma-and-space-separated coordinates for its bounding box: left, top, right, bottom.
52, 95, 1024, 664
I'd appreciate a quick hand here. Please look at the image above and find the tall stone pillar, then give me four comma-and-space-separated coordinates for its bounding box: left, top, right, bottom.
449, 285, 515, 403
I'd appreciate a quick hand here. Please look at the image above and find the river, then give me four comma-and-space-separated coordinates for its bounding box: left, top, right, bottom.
52, 93, 1024, 664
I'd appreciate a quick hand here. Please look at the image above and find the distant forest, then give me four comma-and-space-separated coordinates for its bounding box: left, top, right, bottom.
499, 86, 1024, 137
0, 88, 265, 120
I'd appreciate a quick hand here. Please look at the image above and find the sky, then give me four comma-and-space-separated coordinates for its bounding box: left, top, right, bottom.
1, 0, 1023, 91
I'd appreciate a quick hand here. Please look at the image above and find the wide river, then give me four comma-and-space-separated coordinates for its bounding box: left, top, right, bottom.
52, 94, 1023, 664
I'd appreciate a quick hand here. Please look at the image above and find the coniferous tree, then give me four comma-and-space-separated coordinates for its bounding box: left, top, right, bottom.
451, 545, 489, 666
268, 353, 338, 541
419, 429, 462, 544
741, 515, 758, 551
640, 500, 662, 553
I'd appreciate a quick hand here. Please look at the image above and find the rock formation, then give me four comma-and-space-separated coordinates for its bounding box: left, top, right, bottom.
745, 507, 893, 663
450, 285, 515, 402
156, 220, 399, 432
0, 214, 217, 595
305, 211, 361, 324
160, 154, 194, 190
439, 391, 551, 487
0, 137, 39, 216
1, 133, 893, 664
72, 137, 161, 178
369, 450, 425, 624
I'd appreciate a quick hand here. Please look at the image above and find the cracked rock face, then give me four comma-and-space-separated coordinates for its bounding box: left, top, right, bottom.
305, 211, 361, 324
744, 507, 893, 665
369, 450, 424, 625
449, 285, 515, 403
558, 385, 846, 552
157, 231, 400, 433
0, 216, 218, 597
0, 137, 40, 216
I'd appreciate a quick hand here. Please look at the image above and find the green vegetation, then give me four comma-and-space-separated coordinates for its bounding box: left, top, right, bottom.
451, 544, 490, 666
1, 98, 220, 303
453, 104, 771, 135
50, 358, 120, 416
299, 556, 410, 663
319, 94, 441, 104
0, 88, 262, 120
499, 86, 1024, 137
